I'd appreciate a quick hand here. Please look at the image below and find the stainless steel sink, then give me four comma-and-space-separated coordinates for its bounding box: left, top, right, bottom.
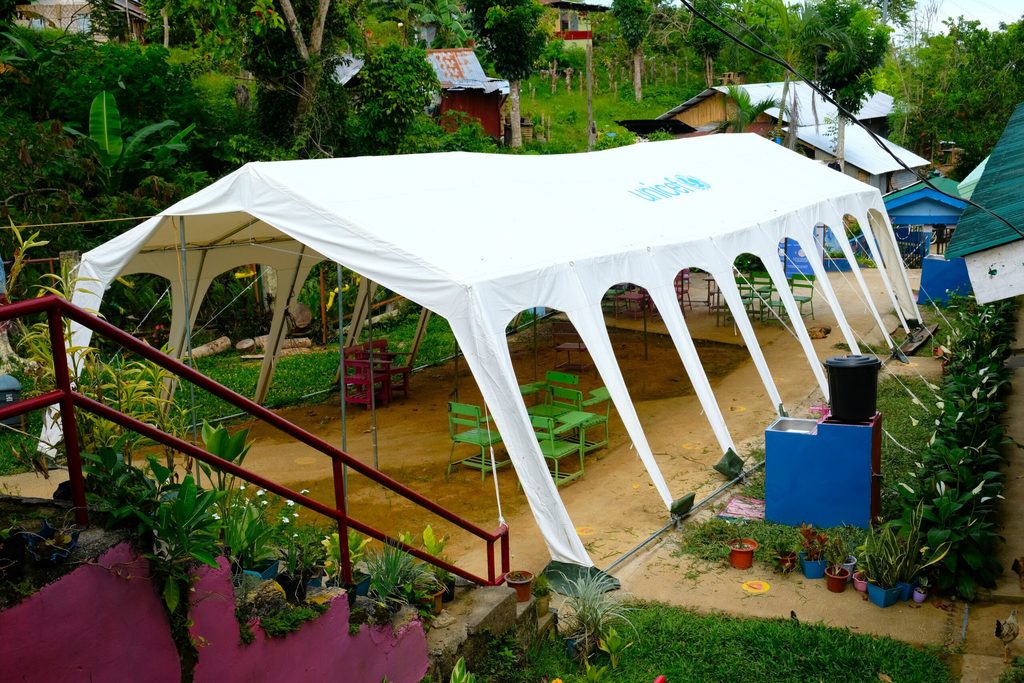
768, 417, 818, 434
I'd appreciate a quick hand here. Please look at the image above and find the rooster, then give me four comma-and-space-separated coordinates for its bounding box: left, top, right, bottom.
996, 610, 1019, 663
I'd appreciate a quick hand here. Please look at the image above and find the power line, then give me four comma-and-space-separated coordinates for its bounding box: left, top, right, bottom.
678, 0, 1024, 241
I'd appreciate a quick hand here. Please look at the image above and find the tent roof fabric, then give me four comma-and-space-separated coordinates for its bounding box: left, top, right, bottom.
793, 123, 929, 175
69, 134, 919, 569
947, 102, 1024, 258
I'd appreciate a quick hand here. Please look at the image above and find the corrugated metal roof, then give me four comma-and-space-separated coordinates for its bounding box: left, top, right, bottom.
884, 176, 961, 202
957, 155, 989, 200
658, 82, 894, 125
793, 123, 928, 175
947, 103, 1024, 258
425, 48, 509, 96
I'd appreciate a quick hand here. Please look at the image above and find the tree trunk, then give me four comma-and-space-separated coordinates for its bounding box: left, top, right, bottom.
551, 60, 558, 95
293, 64, 324, 138
836, 115, 846, 172
510, 80, 522, 148
161, 7, 169, 48
703, 53, 714, 87
780, 75, 795, 149
586, 40, 596, 150
632, 48, 643, 101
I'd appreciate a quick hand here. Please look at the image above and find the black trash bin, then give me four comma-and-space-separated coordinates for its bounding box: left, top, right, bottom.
0, 374, 21, 428
824, 355, 881, 423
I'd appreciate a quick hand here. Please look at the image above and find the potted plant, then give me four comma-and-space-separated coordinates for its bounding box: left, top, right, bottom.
798, 523, 828, 579
533, 573, 551, 615
889, 502, 951, 602
824, 537, 850, 593
726, 538, 758, 570
505, 570, 535, 602
774, 543, 799, 574
364, 543, 439, 616
852, 570, 868, 593
24, 519, 79, 564
558, 572, 632, 663
913, 576, 930, 604
421, 525, 456, 603
223, 498, 279, 580
276, 525, 326, 603
323, 530, 372, 602
860, 522, 905, 608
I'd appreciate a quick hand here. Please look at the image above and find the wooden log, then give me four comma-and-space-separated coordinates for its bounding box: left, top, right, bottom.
235, 338, 256, 352
252, 335, 312, 350
191, 336, 231, 359
288, 301, 313, 331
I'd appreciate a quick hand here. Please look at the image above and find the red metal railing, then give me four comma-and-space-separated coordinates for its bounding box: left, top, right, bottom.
0, 295, 510, 586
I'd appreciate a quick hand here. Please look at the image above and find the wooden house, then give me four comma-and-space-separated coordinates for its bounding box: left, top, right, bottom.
425, 48, 509, 139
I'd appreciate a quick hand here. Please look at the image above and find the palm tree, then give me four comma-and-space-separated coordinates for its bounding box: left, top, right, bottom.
717, 85, 778, 133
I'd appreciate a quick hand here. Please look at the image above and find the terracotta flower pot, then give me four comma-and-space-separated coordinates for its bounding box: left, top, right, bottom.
825, 567, 850, 593
505, 570, 535, 602
430, 587, 445, 615
727, 538, 758, 570
776, 551, 798, 574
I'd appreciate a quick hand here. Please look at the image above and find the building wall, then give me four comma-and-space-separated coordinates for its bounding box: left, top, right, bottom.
964, 240, 1024, 304
0, 543, 430, 683
441, 91, 503, 139
668, 92, 728, 128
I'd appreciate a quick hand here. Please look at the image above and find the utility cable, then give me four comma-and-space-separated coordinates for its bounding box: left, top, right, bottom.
679, 0, 1024, 240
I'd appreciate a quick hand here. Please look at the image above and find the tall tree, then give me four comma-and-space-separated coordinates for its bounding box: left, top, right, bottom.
687, 0, 726, 87
808, 0, 889, 171
612, 0, 651, 102
466, 0, 545, 148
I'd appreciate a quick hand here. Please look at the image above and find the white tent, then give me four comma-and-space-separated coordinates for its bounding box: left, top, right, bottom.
62, 135, 920, 567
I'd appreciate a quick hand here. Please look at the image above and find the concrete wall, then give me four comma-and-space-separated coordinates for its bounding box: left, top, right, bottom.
965, 240, 1024, 304
0, 544, 429, 682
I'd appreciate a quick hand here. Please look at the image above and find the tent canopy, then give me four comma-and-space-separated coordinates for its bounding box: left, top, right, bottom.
67, 135, 920, 567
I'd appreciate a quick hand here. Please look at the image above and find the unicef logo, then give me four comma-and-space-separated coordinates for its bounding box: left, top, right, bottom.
628, 174, 711, 202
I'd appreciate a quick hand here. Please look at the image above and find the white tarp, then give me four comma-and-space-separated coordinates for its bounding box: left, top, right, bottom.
57, 134, 919, 567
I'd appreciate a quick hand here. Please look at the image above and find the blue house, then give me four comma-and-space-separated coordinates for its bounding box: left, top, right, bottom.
884, 176, 973, 303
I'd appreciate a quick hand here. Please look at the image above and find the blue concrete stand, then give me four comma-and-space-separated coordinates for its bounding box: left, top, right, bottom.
764, 414, 881, 529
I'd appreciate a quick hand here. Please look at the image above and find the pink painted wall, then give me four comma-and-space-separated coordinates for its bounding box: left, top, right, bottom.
0, 545, 429, 683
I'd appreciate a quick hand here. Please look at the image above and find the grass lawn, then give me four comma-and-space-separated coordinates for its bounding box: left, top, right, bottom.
486, 602, 950, 682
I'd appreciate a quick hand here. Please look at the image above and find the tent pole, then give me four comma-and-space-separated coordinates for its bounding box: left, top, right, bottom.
178, 216, 199, 473
337, 264, 347, 497
367, 285, 379, 470
642, 294, 649, 361
532, 310, 538, 380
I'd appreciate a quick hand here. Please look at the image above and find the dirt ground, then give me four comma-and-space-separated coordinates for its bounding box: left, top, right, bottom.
10, 269, 961, 647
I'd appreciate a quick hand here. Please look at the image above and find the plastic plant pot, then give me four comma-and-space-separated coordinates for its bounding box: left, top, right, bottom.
825, 567, 850, 593
799, 551, 827, 579
867, 582, 902, 608
727, 538, 759, 570
852, 571, 868, 593
913, 587, 928, 604
505, 570, 535, 602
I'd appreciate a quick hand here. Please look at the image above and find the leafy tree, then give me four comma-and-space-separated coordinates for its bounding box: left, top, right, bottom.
410, 0, 470, 47
686, 0, 726, 87
466, 0, 545, 148
612, 0, 651, 102
808, 0, 889, 170
352, 44, 439, 153
882, 17, 1024, 176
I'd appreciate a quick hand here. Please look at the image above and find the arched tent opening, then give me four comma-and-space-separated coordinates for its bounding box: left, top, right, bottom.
98, 273, 173, 350
53, 136, 924, 569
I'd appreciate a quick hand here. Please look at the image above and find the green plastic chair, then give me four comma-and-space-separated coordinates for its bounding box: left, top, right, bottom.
790, 274, 816, 319
531, 415, 584, 486
579, 386, 612, 453
446, 402, 508, 480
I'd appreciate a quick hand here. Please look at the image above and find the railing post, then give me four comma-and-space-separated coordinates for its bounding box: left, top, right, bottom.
500, 524, 510, 578
332, 458, 352, 585
48, 306, 88, 527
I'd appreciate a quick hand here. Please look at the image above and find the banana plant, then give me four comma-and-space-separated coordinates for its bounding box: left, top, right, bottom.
65, 90, 196, 191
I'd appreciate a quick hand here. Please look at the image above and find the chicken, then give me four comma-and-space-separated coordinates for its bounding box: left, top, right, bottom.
1012, 557, 1024, 590
996, 610, 1019, 663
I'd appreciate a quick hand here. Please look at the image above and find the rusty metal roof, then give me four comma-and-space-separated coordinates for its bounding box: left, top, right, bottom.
425, 48, 509, 96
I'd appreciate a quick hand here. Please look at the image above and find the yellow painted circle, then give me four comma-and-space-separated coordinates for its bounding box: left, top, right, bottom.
575, 526, 594, 536
681, 442, 698, 450
732, 405, 747, 413
741, 580, 770, 594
